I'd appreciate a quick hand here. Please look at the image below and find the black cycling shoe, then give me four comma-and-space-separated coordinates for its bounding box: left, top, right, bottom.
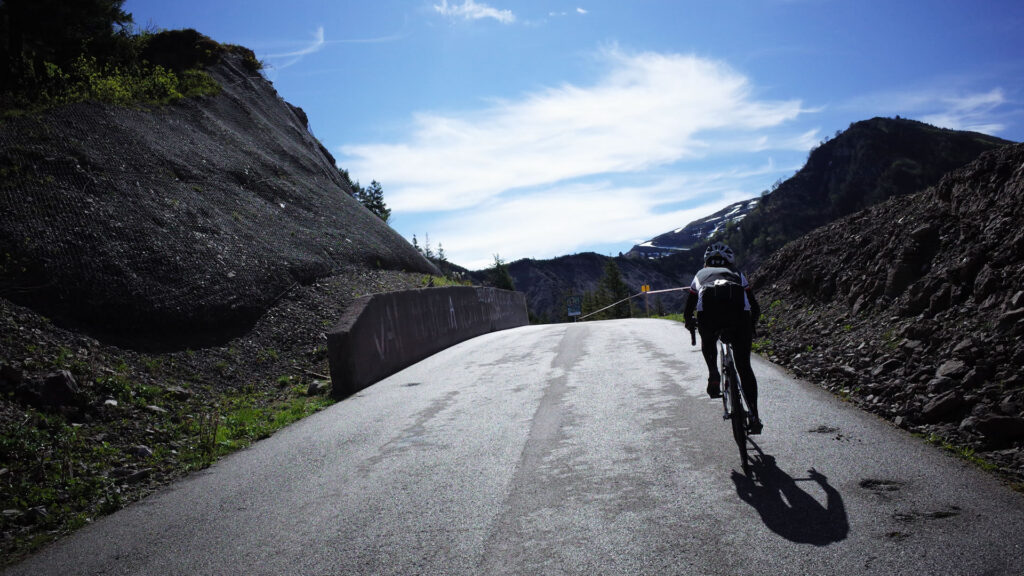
747, 417, 763, 435
706, 379, 722, 399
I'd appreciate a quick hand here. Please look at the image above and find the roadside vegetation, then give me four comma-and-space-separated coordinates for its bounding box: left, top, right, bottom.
0, 268, 436, 567
0, 311, 337, 565
0, 0, 261, 117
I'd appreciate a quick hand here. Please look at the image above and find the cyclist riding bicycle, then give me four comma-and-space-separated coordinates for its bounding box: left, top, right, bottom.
684, 242, 764, 434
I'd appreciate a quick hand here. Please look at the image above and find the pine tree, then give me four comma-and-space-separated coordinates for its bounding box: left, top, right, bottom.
599, 259, 631, 319
358, 180, 391, 223
1, 0, 133, 91
423, 233, 434, 259
582, 290, 597, 320
490, 254, 515, 291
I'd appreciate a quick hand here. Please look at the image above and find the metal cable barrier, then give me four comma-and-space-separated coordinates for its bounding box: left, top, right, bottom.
577, 286, 689, 321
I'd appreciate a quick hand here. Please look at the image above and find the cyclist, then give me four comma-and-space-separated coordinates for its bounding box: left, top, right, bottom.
684, 242, 763, 433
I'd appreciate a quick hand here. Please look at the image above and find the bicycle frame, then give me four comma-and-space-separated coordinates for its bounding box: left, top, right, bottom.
719, 339, 750, 469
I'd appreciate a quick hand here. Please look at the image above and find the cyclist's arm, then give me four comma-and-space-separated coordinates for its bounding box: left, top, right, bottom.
747, 286, 761, 325
684, 288, 697, 321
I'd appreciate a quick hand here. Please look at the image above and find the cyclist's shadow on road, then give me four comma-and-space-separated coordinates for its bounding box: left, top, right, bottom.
731, 451, 849, 545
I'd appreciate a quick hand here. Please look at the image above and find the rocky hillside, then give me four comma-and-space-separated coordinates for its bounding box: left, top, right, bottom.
0, 44, 437, 349
751, 142, 1024, 482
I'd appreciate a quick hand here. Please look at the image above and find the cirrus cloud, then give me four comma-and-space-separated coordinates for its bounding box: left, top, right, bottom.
340, 47, 811, 213
433, 0, 515, 24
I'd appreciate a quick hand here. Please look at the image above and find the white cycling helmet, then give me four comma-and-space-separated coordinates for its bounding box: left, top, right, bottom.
704, 242, 735, 266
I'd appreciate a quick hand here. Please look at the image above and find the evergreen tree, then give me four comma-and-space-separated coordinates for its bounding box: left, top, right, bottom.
581, 290, 598, 320
1, 0, 133, 91
423, 232, 434, 259
489, 254, 515, 291
599, 259, 632, 319
357, 180, 391, 223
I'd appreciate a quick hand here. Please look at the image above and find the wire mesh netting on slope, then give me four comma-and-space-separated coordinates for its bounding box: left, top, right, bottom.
0, 52, 436, 347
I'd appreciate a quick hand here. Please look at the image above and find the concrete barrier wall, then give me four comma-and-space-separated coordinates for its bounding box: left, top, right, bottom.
326, 286, 528, 398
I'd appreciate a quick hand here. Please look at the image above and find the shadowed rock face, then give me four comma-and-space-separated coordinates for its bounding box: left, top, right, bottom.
0, 51, 436, 347
752, 143, 1024, 478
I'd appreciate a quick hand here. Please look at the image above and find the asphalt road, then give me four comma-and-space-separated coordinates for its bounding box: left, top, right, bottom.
7, 319, 1024, 575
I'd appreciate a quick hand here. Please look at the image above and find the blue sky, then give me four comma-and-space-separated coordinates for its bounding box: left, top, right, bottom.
124, 0, 1024, 270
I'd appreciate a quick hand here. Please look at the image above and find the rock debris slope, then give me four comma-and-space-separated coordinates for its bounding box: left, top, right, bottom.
753, 143, 1024, 480
0, 50, 436, 347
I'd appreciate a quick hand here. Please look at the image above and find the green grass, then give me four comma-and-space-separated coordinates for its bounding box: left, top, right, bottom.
0, 411, 123, 558
0, 383, 335, 563
420, 275, 472, 287
178, 385, 334, 470
4, 59, 222, 120
658, 313, 687, 324
919, 433, 1000, 473
751, 337, 774, 357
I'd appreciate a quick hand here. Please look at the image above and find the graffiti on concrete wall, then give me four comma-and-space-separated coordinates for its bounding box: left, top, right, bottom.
373, 302, 400, 360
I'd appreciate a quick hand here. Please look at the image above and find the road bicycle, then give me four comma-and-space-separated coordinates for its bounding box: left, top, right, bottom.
718, 338, 752, 471
691, 328, 753, 471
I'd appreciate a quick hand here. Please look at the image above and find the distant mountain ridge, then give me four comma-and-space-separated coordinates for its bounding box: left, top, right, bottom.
626, 198, 759, 259
496, 117, 1015, 322
719, 117, 1013, 270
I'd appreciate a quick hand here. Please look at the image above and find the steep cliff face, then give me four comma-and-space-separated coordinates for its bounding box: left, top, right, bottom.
752, 143, 1024, 479
0, 51, 436, 346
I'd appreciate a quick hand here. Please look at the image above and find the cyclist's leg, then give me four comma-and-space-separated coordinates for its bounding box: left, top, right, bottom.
697, 317, 722, 397
731, 320, 761, 429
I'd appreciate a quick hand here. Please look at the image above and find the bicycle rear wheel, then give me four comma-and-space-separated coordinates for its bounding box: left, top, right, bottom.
726, 368, 749, 469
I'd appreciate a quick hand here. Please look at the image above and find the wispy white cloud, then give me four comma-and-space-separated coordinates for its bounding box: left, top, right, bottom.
422, 173, 764, 270
920, 89, 1007, 134
341, 47, 809, 213
263, 26, 326, 70
434, 0, 515, 24
844, 86, 1009, 135
577, 7, 588, 15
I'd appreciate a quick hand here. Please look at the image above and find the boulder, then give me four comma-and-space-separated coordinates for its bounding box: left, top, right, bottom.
921, 391, 966, 423
951, 337, 977, 358
973, 265, 1000, 301
927, 284, 953, 315
935, 360, 968, 379
975, 415, 1024, 443
163, 385, 192, 400
307, 380, 330, 396
997, 308, 1024, 331
1010, 290, 1024, 310
19, 370, 85, 408
0, 362, 24, 391
885, 260, 918, 297
926, 377, 956, 394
